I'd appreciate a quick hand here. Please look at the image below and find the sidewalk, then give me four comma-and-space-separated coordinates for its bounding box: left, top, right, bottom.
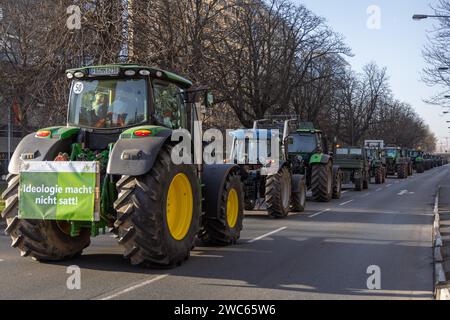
434, 185, 450, 299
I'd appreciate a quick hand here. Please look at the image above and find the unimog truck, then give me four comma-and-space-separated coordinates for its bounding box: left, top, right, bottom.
384, 146, 409, 179
228, 118, 307, 218
334, 147, 370, 191
1, 64, 245, 268
287, 122, 342, 202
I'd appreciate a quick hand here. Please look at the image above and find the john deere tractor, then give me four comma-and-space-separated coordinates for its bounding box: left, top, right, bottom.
364, 140, 386, 184
287, 122, 342, 202
228, 118, 307, 218
384, 146, 408, 179
409, 149, 425, 173
1, 64, 244, 267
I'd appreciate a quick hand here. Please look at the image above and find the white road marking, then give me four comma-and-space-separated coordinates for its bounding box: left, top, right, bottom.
248, 227, 287, 243
99, 274, 169, 300
308, 209, 330, 218
386, 184, 392, 187
0, 259, 4, 262
376, 188, 382, 192
339, 200, 354, 206
341, 190, 349, 194
361, 192, 371, 198
398, 190, 408, 196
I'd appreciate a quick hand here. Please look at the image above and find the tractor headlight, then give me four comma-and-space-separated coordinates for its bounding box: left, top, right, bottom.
139, 70, 151, 76
124, 70, 136, 76
66, 73, 74, 79
74, 72, 85, 78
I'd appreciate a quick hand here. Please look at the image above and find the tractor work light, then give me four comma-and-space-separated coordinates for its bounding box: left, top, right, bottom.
36, 130, 51, 138
139, 70, 151, 76
133, 129, 152, 137
66, 73, 74, 79
74, 72, 85, 78
124, 70, 136, 76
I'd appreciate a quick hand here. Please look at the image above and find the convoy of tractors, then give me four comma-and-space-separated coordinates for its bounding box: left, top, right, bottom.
1, 64, 448, 268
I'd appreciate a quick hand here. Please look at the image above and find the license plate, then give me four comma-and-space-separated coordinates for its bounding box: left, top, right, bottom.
89, 67, 120, 76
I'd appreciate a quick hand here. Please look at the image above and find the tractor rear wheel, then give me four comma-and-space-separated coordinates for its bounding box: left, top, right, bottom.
375, 167, 383, 184
1, 174, 91, 261
416, 163, 424, 173
266, 167, 292, 218
397, 164, 406, 179
332, 170, 342, 199
199, 172, 244, 245
363, 172, 369, 189
114, 145, 201, 267
291, 178, 306, 212
311, 162, 333, 202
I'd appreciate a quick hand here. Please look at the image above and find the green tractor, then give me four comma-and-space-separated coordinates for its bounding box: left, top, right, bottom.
1, 64, 245, 267
287, 122, 342, 202
228, 118, 307, 218
364, 140, 386, 184
384, 146, 409, 179
409, 149, 425, 173
334, 146, 370, 191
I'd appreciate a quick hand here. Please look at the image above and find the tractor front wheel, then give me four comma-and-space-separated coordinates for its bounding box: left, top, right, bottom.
199, 172, 244, 245
291, 178, 306, 212
114, 145, 201, 267
375, 167, 383, 184
311, 163, 333, 202
266, 167, 292, 218
1, 174, 90, 261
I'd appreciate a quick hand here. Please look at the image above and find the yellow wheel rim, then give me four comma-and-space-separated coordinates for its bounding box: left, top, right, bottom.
226, 188, 239, 228
166, 173, 193, 241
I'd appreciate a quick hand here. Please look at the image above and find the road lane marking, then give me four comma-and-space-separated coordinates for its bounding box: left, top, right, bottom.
99, 274, 169, 300
398, 190, 408, 196
339, 200, 354, 206
248, 227, 287, 243
376, 188, 382, 192
341, 191, 349, 194
308, 209, 330, 218
0, 259, 4, 262
361, 192, 371, 198
386, 184, 392, 187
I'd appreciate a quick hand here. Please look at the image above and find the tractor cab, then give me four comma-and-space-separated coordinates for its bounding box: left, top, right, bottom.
287, 123, 327, 165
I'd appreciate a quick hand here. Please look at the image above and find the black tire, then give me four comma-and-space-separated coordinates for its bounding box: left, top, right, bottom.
416, 162, 424, 173
311, 162, 333, 202
382, 167, 387, 183
354, 177, 362, 191
397, 164, 406, 179
375, 166, 383, 184
332, 170, 342, 199
199, 172, 244, 245
1, 174, 91, 261
363, 172, 369, 190
266, 166, 292, 218
291, 178, 306, 212
114, 145, 201, 267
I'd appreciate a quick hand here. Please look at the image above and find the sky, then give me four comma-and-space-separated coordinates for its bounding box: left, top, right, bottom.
295, 0, 449, 151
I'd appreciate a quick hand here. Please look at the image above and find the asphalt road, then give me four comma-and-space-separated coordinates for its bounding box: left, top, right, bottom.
0, 165, 448, 300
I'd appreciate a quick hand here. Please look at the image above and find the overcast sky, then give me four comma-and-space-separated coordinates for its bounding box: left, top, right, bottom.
296, 0, 449, 151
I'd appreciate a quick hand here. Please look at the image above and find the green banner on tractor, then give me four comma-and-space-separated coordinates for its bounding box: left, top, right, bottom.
19, 161, 99, 221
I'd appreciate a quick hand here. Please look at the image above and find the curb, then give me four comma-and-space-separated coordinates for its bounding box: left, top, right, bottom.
434, 186, 450, 300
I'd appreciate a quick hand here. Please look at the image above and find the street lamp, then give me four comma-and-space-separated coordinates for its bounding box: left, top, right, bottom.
413, 14, 450, 20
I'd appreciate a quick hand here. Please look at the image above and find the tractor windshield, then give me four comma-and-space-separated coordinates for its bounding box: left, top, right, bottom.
68, 79, 148, 128
385, 149, 397, 158
288, 133, 317, 154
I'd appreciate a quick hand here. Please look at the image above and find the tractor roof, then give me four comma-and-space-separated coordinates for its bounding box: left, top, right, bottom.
66, 64, 193, 89
296, 121, 321, 133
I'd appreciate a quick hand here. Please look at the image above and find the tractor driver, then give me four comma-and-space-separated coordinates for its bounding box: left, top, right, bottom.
89, 92, 112, 128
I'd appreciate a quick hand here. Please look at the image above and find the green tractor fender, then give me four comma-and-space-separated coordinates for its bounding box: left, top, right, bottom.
309, 153, 331, 165
201, 164, 242, 218
107, 127, 172, 176
8, 127, 80, 175
415, 157, 423, 162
